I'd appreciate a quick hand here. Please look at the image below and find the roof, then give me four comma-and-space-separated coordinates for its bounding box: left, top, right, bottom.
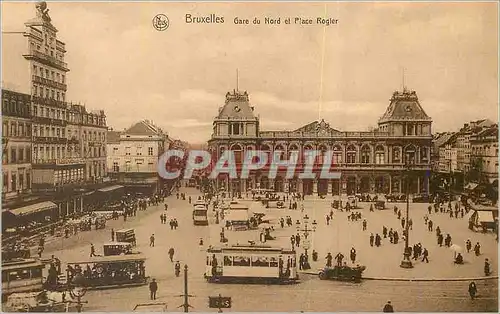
2, 259, 44, 271
208, 245, 288, 252
433, 132, 456, 149
216, 90, 256, 119
98, 185, 124, 192
66, 254, 147, 265
379, 89, 431, 123
229, 204, 249, 210
125, 120, 164, 136
107, 131, 121, 143
9, 201, 57, 217
225, 210, 249, 222
293, 119, 341, 134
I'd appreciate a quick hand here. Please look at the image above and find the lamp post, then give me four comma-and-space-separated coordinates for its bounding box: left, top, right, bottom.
296, 215, 317, 270
400, 158, 414, 269
69, 271, 87, 312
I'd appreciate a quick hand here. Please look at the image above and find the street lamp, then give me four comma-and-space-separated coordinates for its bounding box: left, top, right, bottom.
296, 215, 317, 270
400, 158, 414, 269
69, 271, 87, 312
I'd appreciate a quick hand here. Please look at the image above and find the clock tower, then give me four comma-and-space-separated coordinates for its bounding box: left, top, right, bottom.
211, 89, 259, 138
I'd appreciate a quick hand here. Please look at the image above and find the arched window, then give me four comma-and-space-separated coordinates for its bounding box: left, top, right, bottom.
346, 145, 357, 164
303, 144, 314, 165
231, 144, 242, 165
318, 145, 328, 165
275, 144, 285, 160
404, 145, 416, 164
361, 145, 371, 164
288, 144, 299, 164
261, 144, 271, 166
392, 146, 401, 163
375, 145, 385, 165
332, 145, 342, 165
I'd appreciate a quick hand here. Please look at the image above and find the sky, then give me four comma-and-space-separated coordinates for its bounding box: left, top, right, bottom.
1, 1, 498, 143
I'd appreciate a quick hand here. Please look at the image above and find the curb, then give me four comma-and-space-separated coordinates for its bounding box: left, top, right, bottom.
299, 271, 498, 282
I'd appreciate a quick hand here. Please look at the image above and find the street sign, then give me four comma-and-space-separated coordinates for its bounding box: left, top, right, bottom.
208, 296, 232, 309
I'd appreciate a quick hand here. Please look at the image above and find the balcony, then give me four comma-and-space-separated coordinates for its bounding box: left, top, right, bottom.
32, 96, 67, 109
32, 116, 67, 126
32, 75, 68, 91
23, 49, 69, 71
33, 136, 68, 144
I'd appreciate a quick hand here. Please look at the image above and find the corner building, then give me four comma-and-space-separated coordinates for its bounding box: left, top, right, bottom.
208, 89, 433, 195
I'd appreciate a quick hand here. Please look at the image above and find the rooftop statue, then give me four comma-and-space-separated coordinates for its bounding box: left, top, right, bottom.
35, 1, 51, 22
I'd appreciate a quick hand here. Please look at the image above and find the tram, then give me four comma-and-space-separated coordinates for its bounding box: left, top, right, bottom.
64, 254, 148, 290
2, 258, 45, 302
204, 245, 298, 284
193, 205, 209, 225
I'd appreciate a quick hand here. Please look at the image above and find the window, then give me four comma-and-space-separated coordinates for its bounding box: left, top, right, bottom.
332, 146, 342, 165
18, 148, 24, 162
392, 147, 401, 163
148, 147, 154, 156
3, 173, 8, 191
251, 256, 270, 267
346, 145, 356, 164
113, 147, 119, 154
223, 256, 232, 266
361, 146, 370, 164
375, 146, 385, 164
113, 162, 119, 172
11, 173, 17, 191
10, 148, 17, 163
232, 256, 250, 267
136, 147, 142, 156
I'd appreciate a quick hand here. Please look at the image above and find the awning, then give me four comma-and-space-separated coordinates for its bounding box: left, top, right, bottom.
9, 201, 57, 217
477, 211, 495, 223
465, 183, 479, 190
98, 185, 124, 193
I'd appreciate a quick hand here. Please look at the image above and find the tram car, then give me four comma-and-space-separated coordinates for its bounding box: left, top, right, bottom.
318, 264, 366, 283
2, 258, 45, 302
204, 245, 298, 284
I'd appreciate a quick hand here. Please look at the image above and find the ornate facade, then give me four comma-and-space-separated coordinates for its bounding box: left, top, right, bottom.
208, 88, 433, 195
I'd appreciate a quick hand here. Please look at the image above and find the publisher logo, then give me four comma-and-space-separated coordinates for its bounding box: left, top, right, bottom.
153, 14, 169, 31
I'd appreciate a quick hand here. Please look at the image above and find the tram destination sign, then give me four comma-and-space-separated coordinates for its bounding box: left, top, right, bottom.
209, 296, 232, 309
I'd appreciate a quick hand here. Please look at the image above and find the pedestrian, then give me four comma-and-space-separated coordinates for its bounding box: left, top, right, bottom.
168, 248, 175, 262
408, 218, 413, 230
150, 234, 155, 247
383, 301, 394, 313
362, 219, 367, 231
290, 236, 295, 248
382, 226, 387, 238
401, 218, 406, 229
295, 234, 301, 247
375, 233, 381, 247
199, 238, 204, 250
350, 247, 356, 263
149, 278, 158, 300
369, 233, 374, 247
90, 244, 96, 257
422, 248, 429, 263
468, 281, 477, 300
428, 220, 433, 231
437, 233, 443, 247
111, 228, 115, 242
474, 242, 481, 256
325, 253, 333, 267
299, 253, 305, 270
326, 215, 330, 225
466, 239, 472, 253
484, 258, 490, 276
335, 252, 344, 267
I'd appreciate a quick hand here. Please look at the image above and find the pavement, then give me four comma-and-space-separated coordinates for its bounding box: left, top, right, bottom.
37, 188, 498, 312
